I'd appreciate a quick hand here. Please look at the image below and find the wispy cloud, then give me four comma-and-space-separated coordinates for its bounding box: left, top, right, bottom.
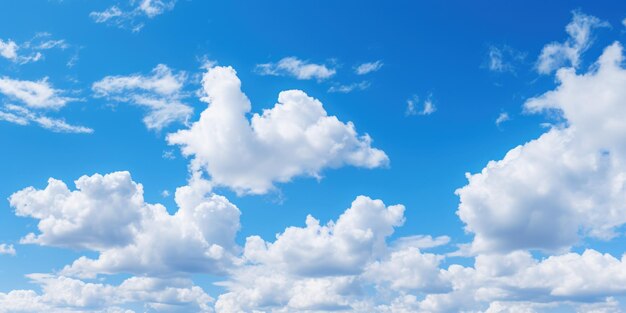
0, 77, 76, 109
93, 64, 192, 131
328, 81, 370, 93
406, 94, 436, 116
255, 57, 336, 80
0, 33, 70, 65
90, 0, 178, 32
495, 111, 510, 127
536, 11, 609, 74
0, 104, 92, 133
354, 60, 383, 75
486, 45, 526, 73
0, 77, 91, 133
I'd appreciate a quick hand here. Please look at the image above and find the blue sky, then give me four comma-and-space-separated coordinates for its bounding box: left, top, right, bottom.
1, 1, 626, 312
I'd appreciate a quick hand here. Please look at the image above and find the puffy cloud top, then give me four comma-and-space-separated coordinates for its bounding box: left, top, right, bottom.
168, 66, 389, 194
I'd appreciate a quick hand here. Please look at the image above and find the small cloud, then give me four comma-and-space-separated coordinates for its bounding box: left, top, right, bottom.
66, 53, 79, 68
0, 244, 16, 256
90, 6, 123, 23
90, 0, 177, 32
406, 94, 436, 116
354, 60, 383, 75
255, 57, 335, 81
162, 150, 176, 159
486, 45, 526, 73
0, 39, 19, 61
161, 190, 170, 197
328, 81, 370, 93
536, 11, 609, 74
25, 33, 68, 50
495, 112, 510, 127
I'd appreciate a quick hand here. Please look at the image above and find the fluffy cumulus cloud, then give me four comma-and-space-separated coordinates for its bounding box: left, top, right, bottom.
536, 11, 609, 74
93, 64, 192, 131
255, 57, 336, 80
10, 171, 240, 277
215, 196, 451, 313
214, 197, 626, 312
374, 249, 626, 313
0, 77, 91, 133
10, 173, 626, 312
167, 65, 388, 194
7, 10, 626, 313
457, 42, 626, 253
90, 0, 177, 32
0, 39, 19, 61
242, 196, 405, 276
354, 60, 383, 75
0, 275, 213, 313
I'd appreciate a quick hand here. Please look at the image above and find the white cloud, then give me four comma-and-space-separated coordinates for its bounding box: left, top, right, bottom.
10, 173, 626, 312
90, 6, 123, 23
536, 11, 609, 74
0, 275, 213, 313
363, 247, 449, 292
0, 104, 92, 133
90, 0, 177, 32
0, 39, 18, 61
10, 171, 240, 277
93, 64, 193, 131
495, 112, 510, 126
216, 195, 601, 313
390, 235, 451, 250
167, 65, 388, 194
328, 81, 370, 93
487, 45, 525, 73
255, 57, 336, 80
457, 42, 626, 253
0, 77, 75, 109
0, 33, 68, 65
406, 95, 436, 116
22, 33, 68, 51
355, 60, 383, 75
0, 40, 40, 65
0, 77, 91, 133
215, 196, 450, 313
242, 196, 405, 276
214, 195, 626, 312
416, 249, 626, 313
0, 244, 15, 256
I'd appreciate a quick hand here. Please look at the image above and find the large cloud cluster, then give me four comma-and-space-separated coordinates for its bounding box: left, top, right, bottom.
457, 42, 626, 253
10, 171, 240, 277
7, 12, 626, 311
